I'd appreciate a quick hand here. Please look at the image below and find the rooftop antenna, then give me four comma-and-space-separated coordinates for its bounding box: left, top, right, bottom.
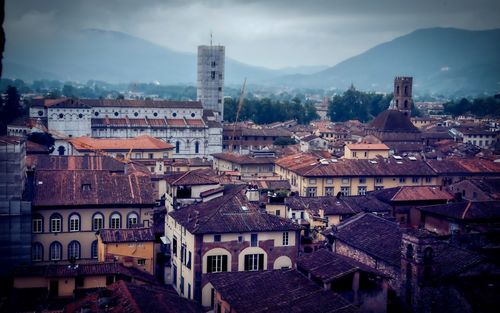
210, 32, 213, 46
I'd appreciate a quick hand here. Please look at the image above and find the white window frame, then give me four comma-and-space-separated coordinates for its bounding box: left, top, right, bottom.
127, 213, 138, 228
51, 216, 62, 233
32, 244, 43, 261
68, 241, 80, 259
33, 217, 43, 233
93, 214, 104, 231
282, 232, 289, 246
110, 213, 121, 229
69, 214, 80, 232
50, 243, 62, 261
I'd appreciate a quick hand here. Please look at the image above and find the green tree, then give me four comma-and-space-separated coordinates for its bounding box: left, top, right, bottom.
0, 86, 22, 134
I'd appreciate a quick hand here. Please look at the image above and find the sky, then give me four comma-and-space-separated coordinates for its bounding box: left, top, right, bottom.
5, 0, 500, 69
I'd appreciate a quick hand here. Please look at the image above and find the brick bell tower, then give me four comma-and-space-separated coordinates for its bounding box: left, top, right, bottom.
393, 76, 413, 117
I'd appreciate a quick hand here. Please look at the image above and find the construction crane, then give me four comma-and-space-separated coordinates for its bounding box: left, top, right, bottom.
230, 78, 246, 152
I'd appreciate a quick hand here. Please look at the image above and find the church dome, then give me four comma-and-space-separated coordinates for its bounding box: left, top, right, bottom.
369, 109, 420, 133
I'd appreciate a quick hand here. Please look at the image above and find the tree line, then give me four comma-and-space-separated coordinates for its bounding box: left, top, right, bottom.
223, 97, 319, 124
443, 96, 500, 117
327, 87, 395, 123
0, 86, 22, 135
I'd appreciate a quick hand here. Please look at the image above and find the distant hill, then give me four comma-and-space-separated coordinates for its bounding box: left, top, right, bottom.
4, 27, 500, 96
271, 28, 500, 96
2, 29, 308, 85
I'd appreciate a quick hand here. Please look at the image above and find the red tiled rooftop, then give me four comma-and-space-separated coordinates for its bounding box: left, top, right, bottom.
185, 119, 205, 126
98, 228, 155, 243
166, 119, 186, 126
346, 143, 390, 150
69, 135, 174, 151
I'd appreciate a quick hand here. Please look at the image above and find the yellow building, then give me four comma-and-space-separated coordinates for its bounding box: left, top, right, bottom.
31, 170, 155, 263
275, 153, 438, 197
13, 262, 139, 298
411, 117, 437, 128
344, 143, 390, 159
165, 185, 302, 307
97, 228, 156, 275
212, 151, 276, 180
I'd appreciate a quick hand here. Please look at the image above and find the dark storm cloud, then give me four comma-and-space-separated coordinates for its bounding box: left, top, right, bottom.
5, 0, 500, 68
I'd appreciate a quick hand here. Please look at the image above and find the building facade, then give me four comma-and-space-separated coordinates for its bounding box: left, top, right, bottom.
0, 137, 32, 275
165, 186, 301, 307
31, 170, 155, 263
275, 153, 438, 197
29, 98, 222, 159
393, 76, 413, 117
197, 45, 225, 121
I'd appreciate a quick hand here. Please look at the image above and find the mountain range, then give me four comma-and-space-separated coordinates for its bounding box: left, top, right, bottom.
3, 27, 500, 96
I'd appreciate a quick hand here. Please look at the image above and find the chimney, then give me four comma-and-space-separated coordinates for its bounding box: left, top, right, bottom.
245, 184, 260, 202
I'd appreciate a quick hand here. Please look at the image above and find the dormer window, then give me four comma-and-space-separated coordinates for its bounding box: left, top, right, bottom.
81, 184, 91, 191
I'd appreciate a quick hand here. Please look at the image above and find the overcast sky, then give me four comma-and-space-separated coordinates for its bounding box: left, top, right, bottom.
5, 0, 500, 69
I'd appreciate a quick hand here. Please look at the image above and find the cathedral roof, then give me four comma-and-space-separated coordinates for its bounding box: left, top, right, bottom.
369, 109, 420, 133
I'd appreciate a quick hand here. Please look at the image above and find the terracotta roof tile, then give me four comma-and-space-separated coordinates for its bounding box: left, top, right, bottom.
212, 152, 276, 165
99, 228, 155, 243
33, 170, 154, 207
165, 119, 186, 126
207, 270, 356, 313
64, 280, 201, 313
331, 213, 402, 267
169, 186, 301, 234
418, 200, 500, 220
368, 109, 420, 133
276, 153, 436, 177
42, 98, 202, 109
185, 119, 205, 126
69, 135, 173, 151
164, 170, 219, 186
297, 249, 387, 283
345, 143, 390, 150
26, 155, 125, 171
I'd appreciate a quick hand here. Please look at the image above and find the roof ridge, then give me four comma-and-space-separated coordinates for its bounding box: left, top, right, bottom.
171, 170, 192, 185
193, 186, 245, 232
391, 186, 404, 201
336, 212, 369, 230
461, 201, 473, 219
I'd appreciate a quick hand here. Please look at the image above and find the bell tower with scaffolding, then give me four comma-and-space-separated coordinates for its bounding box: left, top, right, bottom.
197, 34, 225, 121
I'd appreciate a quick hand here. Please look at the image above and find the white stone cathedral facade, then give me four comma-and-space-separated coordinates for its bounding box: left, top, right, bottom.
29, 98, 222, 159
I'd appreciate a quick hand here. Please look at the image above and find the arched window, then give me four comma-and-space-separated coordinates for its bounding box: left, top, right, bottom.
49, 241, 62, 261
57, 146, 65, 156
110, 213, 121, 229
406, 244, 414, 259
175, 141, 180, 154
50, 213, 62, 233
93, 213, 104, 230
68, 213, 80, 232
91, 240, 98, 259
68, 241, 81, 260
404, 99, 408, 108
195, 141, 200, 154
127, 212, 139, 228
32, 214, 43, 233
32, 243, 43, 262
396, 85, 400, 95
423, 247, 433, 264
